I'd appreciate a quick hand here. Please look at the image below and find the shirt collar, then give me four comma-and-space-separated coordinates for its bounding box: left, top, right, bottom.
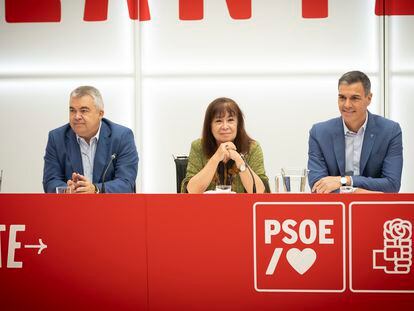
343, 112, 368, 135
76, 121, 102, 145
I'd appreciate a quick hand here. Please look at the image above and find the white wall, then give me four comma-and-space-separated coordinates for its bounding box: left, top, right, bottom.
388, 15, 414, 193
0, 0, 412, 193
140, 0, 381, 192
0, 1, 137, 192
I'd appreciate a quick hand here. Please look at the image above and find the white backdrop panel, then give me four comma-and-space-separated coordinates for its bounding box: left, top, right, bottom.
0, 0, 134, 75
389, 16, 414, 72
141, 75, 381, 193
142, 0, 379, 75
389, 77, 414, 193
388, 14, 414, 192
2, 0, 408, 194
0, 78, 135, 193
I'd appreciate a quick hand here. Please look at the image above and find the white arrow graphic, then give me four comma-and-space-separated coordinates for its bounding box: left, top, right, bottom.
24, 239, 47, 254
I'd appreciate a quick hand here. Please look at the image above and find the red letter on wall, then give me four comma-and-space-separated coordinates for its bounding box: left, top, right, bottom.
375, 0, 414, 15
302, 0, 328, 18
179, 0, 251, 20
5, 0, 61, 23
84, 0, 151, 21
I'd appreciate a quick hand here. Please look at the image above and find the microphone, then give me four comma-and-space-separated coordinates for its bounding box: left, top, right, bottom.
101, 153, 117, 193
240, 153, 256, 194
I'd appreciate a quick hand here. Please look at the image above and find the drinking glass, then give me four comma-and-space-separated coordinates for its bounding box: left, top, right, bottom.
56, 186, 72, 194
215, 185, 232, 192
340, 186, 354, 193
215, 175, 232, 193
275, 168, 308, 193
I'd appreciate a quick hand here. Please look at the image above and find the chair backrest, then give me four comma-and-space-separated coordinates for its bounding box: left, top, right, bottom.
173, 155, 189, 193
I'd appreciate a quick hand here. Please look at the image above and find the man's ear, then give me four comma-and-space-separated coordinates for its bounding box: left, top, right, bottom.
367, 92, 372, 105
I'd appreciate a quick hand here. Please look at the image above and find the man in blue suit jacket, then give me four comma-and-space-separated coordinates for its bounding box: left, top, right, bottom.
308, 71, 403, 193
43, 86, 138, 193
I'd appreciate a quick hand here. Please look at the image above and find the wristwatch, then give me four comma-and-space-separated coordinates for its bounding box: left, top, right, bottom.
340, 177, 347, 186
93, 183, 100, 193
239, 163, 246, 173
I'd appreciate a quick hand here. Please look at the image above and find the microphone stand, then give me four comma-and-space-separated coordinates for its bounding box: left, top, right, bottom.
240, 154, 256, 194
101, 153, 117, 193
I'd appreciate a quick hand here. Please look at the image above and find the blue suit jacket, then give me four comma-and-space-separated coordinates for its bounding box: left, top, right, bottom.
43, 118, 139, 193
307, 112, 403, 193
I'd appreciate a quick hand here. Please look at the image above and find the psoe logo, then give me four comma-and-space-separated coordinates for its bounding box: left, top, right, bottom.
373, 218, 412, 274
349, 201, 414, 293
0, 224, 47, 268
253, 202, 345, 292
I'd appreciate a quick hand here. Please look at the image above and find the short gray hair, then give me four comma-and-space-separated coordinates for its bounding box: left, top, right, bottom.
70, 86, 104, 110
338, 71, 371, 96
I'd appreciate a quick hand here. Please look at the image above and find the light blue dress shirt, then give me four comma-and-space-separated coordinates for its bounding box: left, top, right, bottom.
342, 113, 368, 186
76, 122, 102, 182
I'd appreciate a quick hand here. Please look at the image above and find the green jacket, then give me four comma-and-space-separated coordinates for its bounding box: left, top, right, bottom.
181, 139, 270, 193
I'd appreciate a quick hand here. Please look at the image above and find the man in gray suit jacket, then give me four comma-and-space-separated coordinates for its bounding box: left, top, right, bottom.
308, 71, 403, 193
43, 86, 138, 193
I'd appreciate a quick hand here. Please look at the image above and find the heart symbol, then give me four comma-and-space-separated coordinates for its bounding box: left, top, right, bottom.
286, 248, 317, 275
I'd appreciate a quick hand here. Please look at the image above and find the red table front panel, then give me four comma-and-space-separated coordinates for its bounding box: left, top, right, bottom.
1, 194, 414, 310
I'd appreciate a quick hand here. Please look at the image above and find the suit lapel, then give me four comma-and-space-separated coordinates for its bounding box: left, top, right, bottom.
66, 129, 83, 175
360, 112, 377, 174
333, 118, 345, 176
93, 121, 111, 183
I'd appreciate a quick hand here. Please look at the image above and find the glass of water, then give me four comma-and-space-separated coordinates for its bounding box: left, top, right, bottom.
340, 186, 355, 193
215, 174, 233, 193
275, 168, 308, 193
215, 184, 232, 192
56, 186, 72, 194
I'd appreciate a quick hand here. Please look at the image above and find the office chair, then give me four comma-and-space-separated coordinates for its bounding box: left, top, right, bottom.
173, 155, 189, 193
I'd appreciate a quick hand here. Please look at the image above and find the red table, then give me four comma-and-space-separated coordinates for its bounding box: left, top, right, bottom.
1, 194, 413, 310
